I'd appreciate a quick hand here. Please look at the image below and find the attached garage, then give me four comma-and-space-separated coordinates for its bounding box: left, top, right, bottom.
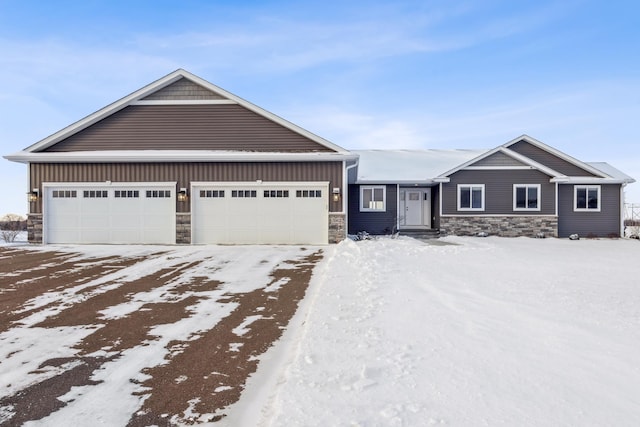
43, 183, 176, 244
192, 182, 328, 244
6, 69, 351, 245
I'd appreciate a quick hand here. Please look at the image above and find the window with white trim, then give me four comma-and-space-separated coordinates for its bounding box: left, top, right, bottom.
457, 184, 485, 211
574, 185, 600, 212
513, 184, 540, 211
360, 186, 386, 212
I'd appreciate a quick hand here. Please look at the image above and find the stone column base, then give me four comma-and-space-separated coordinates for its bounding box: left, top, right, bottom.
329, 213, 346, 243
176, 213, 191, 244
27, 213, 43, 244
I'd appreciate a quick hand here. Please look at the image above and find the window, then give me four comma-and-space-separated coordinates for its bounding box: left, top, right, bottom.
83, 190, 108, 198
574, 185, 600, 212
200, 190, 225, 198
146, 190, 171, 198
513, 184, 540, 211
231, 190, 257, 198
296, 190, 322, 198
457, 185, 484, 211
114, 190, 139, 198
52, 190, 77, 198
360, 186, 386, 212
264, 190, 289, 198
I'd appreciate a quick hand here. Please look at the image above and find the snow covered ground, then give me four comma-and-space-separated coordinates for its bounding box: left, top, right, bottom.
226, 236, 640, 427
2, 235, 639, 426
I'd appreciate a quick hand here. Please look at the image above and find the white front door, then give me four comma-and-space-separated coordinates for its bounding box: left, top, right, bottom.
400, 188, 432, 228
405, 191, 423, 226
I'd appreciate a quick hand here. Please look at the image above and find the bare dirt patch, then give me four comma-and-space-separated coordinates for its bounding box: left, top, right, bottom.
0, 246, 323, 426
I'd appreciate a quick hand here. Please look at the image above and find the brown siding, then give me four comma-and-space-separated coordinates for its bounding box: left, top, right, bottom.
142, 77, 226, 100
43, 105, 334, 153
29, 161, 343, 214
470, 151, 526, 167
442, 169, 556, 215
509, 140, 598, 176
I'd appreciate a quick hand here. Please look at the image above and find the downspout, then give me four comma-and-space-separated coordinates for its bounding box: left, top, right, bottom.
621, 184, 625, 237
396, 183, 400, 233
344, 158, 359, 236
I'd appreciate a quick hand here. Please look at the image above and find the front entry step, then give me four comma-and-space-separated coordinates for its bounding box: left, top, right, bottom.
399, 229, 441, 239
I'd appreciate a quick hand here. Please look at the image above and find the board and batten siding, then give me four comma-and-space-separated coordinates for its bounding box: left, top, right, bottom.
142, 78, 226, 100
29, 161, 343, 214
441, 169, 556, 215
557, 184, 621, 237
508, 140, 598, 177
42, 105, 334, 153
470, 151, 527, 167
348, 185, 398, 235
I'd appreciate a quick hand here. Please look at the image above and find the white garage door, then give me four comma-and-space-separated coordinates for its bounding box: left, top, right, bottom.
192, 182, 329, 244
44, 183, 176, 244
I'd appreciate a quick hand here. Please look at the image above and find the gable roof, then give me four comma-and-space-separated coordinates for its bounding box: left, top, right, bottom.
436, 145, 566, 179
502, 134, 608, 178
6, 69, 351, 163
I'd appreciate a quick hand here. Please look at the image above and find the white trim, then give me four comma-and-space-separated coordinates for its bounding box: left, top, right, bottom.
191, 181, 329, 188
555, 182, 559, 217
360, 185, 386, 212
439, 182, 443, 219
131, 99, 237, 105
396, 184, 401, 231
5, 150, 357, 164
42, 181, 176, 188
441, 214, 558, 218
621, 184, 626, 237
551, 177, 628, 184
573, 185, 601, 212
513, 184, 541, 212
457, 184, 485, 211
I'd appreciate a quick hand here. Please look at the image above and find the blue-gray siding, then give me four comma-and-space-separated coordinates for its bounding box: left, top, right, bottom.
558, 184, 621, 237
509, 140, 598, 177
348, 185, 398, 234
471, 151, 526, 167
442, 169, 556, 215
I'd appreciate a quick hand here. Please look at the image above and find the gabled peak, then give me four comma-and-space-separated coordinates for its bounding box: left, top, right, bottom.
141, 77, 228, 101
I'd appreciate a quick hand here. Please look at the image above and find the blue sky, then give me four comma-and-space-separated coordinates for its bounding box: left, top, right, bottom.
1, 0, 639, 216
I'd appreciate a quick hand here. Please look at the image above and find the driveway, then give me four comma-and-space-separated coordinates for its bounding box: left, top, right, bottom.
0, 245, 323, 426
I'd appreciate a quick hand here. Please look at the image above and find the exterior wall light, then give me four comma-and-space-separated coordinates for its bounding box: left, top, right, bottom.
28, 188, 39, 202
332, 187, 341, 202
178, 188, 188, 202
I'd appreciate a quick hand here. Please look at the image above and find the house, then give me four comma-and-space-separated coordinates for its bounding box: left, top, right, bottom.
4, 70, 634, 244
348, 137, 635, 238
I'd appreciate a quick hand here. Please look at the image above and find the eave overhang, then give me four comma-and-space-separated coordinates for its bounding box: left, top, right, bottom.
3, 150, 358, 164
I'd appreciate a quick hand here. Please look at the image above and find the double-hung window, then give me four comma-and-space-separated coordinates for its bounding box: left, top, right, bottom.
457, 184, 484, 211
574, 185, 600, 212
360, 186, 386, 212
513, 184, 540, 211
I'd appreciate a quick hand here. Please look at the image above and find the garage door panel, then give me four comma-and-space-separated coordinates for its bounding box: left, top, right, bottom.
193, 183, 328, 245
45, 184, 175, 244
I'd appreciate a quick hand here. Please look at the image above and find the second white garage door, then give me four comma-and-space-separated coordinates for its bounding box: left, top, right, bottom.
192, 182, 329, 244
